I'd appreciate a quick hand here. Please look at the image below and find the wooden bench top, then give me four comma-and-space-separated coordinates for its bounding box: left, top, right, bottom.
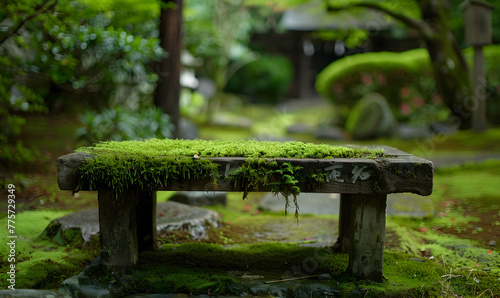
57, 145, 433, 196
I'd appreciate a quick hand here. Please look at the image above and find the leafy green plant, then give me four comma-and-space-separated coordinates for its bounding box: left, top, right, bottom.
75, 106, 174, 144
0, 0, 163, 170
225, 54, 293, 103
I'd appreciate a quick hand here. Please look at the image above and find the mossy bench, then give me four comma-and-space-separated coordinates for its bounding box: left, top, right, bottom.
57, 139, 433, 282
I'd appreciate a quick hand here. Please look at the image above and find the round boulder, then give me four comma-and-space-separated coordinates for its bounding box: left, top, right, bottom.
345, 93, 397, 140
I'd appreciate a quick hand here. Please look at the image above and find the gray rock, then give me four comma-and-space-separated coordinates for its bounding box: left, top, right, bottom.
0, 290, 70, 297
259, 193, 340, 215
315, 125, 346, 140
430, 121, 458, 135
57, 152, 95, 191
488, 240, 496, 247
260, 192, 434, 218
156, 201, 221, 240
287, 123, 315, 135
317, 273, 333, 280
213, 114, 252, 129
345, 93, 397, 140
251, 135, 292, 142
179, 118, 199, 140
397, 124, 431, 140
41, 209, 100, 248
59, 275, 112, 298
196, 77, 216, 99
59, 258, 114, 298
42, 201, 221, 247
169, 191, 227, 206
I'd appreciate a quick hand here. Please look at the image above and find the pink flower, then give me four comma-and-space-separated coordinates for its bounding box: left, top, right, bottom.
361, 74, 372, 85
432, 94, 442, 104
412, 97, 424, 107
400, 103, 411, 115
332, 82, 343, 94
400, 86, 411, 98
375, 73, 386, 85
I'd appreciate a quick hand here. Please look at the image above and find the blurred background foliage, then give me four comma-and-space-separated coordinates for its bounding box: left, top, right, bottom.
0, 0, 166, 167
316, 45, 500, 128
225, 54, 293, 104
2, 0, 500, 168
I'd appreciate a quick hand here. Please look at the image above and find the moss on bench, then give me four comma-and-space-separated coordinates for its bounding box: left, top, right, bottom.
74, 139, 384, 217
75, 139, 383, 159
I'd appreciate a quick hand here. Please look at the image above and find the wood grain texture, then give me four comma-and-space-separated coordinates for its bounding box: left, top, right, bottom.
57, 146, 433, 196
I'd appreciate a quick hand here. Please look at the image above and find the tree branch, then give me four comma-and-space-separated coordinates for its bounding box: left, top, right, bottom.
0, 0, 58, 46
326, 1, 435, 40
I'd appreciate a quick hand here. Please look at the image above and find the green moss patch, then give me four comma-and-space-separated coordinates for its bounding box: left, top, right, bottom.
74, 139, 383, 213
0, 210, 98, 289
76, 139, 382, 160
90, 242, 339, 296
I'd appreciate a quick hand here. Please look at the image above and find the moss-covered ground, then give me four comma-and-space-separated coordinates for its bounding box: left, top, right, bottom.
1, 107, 499, 297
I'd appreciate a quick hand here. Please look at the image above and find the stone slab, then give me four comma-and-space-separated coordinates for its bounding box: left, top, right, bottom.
169, 191, 227, 206
42, 201, 221, 247
259, 192, 340, 215
259, 192, 435, 218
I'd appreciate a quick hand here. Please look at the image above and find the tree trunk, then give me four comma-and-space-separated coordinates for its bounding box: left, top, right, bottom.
155, 0, 182, 138
419, 0, 473, 129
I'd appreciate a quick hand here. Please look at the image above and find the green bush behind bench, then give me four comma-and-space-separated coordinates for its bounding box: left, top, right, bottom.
316, 45, 500, 126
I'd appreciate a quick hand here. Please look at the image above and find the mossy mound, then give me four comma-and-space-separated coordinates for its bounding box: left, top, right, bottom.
63, 242, 499, 297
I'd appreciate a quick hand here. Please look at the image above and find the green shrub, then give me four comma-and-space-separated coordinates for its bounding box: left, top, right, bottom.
317, 45, 500, 127
225, 54, 293, 103
76, 106, 174, 144
315, 49, 448, 126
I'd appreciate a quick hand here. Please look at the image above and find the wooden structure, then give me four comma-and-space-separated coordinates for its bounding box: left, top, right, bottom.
57, 145, 433, 282
462, 0, 494, 133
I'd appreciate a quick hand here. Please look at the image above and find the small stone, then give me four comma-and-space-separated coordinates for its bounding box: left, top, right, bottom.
317, 273, 332, 281
483, 267, 491, 271
315, 125, 346, 140
287, 123, 314, 135
410, 258, 424, 262
169, 191, 227, 206
488, 240, 496, 247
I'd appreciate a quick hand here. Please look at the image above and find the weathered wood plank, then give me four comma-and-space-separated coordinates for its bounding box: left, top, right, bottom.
347, 194, 387, 282
137, 190, 157, 251
98, 186, 139, 273
57, 146, 433, 196
333, 194, 353, 253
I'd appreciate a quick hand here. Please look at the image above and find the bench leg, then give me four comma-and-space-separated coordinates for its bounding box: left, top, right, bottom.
332, 194, 352, 253
137, 190, 157, 251
347, 194, 387, 282
98, 186, 139, 273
